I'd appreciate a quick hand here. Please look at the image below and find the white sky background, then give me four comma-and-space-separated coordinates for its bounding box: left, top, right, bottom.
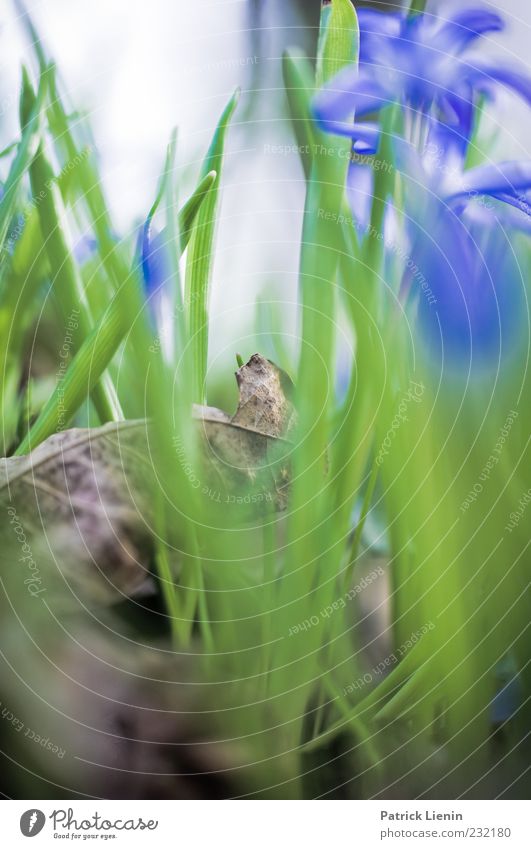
1, 0, 308, 375
0, 0, 530, 377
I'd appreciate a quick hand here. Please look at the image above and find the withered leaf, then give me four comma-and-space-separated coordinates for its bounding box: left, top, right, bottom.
0, 355, 295, 608
0, 420, 155, 606
233, 353, 295, 436
193, 353, 295, 508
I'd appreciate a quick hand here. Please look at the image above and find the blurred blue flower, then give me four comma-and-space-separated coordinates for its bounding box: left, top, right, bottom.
313, 4, 531, 374
490, 653, 523, 727
393, 134, 531, 371
413, 200, 526, 371
313, 7, 531, 146
73, 234, 98, 266
139, 210, 172, 328
139, 210, 182, 365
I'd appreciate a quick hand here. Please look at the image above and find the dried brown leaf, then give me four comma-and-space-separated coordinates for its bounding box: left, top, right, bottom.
1, 421, 154, 605
0, 355, 295, 608
193, 353, 295, 508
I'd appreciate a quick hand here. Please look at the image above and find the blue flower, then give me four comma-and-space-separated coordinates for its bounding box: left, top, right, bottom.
73, 235, 99, 266
139, 208, 183, 364
138, 201, 174, 331
312, 6, 531, 372
490, 653, 522, 726
392, 135, 531, 370
140, 221, 170, 305
412, 198, 526, 371
313, 7, 531, 145
341, 120, 531, 371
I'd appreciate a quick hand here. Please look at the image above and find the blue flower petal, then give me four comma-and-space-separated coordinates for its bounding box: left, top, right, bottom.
73, 235, 98, 266
442, 87, 475, 134
425, 112, 471, 168
313, 67, 392, 129
357, 9, 402, 65
139, 219, 171, 322
465, 195, 531, 233
415, 205, 526, 371
489, 190, 531, 219
322, 5, 529, 153
451, 160, 531, 202
357, 9, 402, 38
436, 9, 504, 54
468, 62, 531, 106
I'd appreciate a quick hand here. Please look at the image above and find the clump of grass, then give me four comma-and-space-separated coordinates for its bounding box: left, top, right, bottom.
0, 0, 529, 800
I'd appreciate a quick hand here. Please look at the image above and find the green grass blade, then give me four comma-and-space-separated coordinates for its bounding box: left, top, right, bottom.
282, 49, 359, 255
316, 0, 359, 88
46, 67, 127, 297
408, 0, 427, 15
0, 68, 46, 269
185, 88, 239, 403
18, 70, 123, 424
282, 49, 318, 181
15, 170, 217, 454
14, 286, 127, 455
270, 1, 360, 732
179, 169, 217, 251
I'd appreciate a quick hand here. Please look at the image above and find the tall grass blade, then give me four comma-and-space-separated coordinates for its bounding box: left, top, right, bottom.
185, 88, 239, 403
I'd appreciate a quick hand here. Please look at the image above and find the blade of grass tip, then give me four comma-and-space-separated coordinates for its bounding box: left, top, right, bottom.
46, 66, 126, 296
282, 49, 360, 250
0, 142, 19, 159
16, 0, 110, 222
14, 283, 128, 455
185, 88, 240, 404
142, 131, 210, 275
315, 0, 333, 87
282, 49, 317, 182
0, 69, 47, 425
165, 127, 183, 363
19, 68, 123, 425
15, 175, 215, 455
144, 127, 182, 365
20, 16, 123, 303
179, 170, 217, 252
0, 67, 46, 270
316, 0, 359, 89
13, 0, 47, 71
